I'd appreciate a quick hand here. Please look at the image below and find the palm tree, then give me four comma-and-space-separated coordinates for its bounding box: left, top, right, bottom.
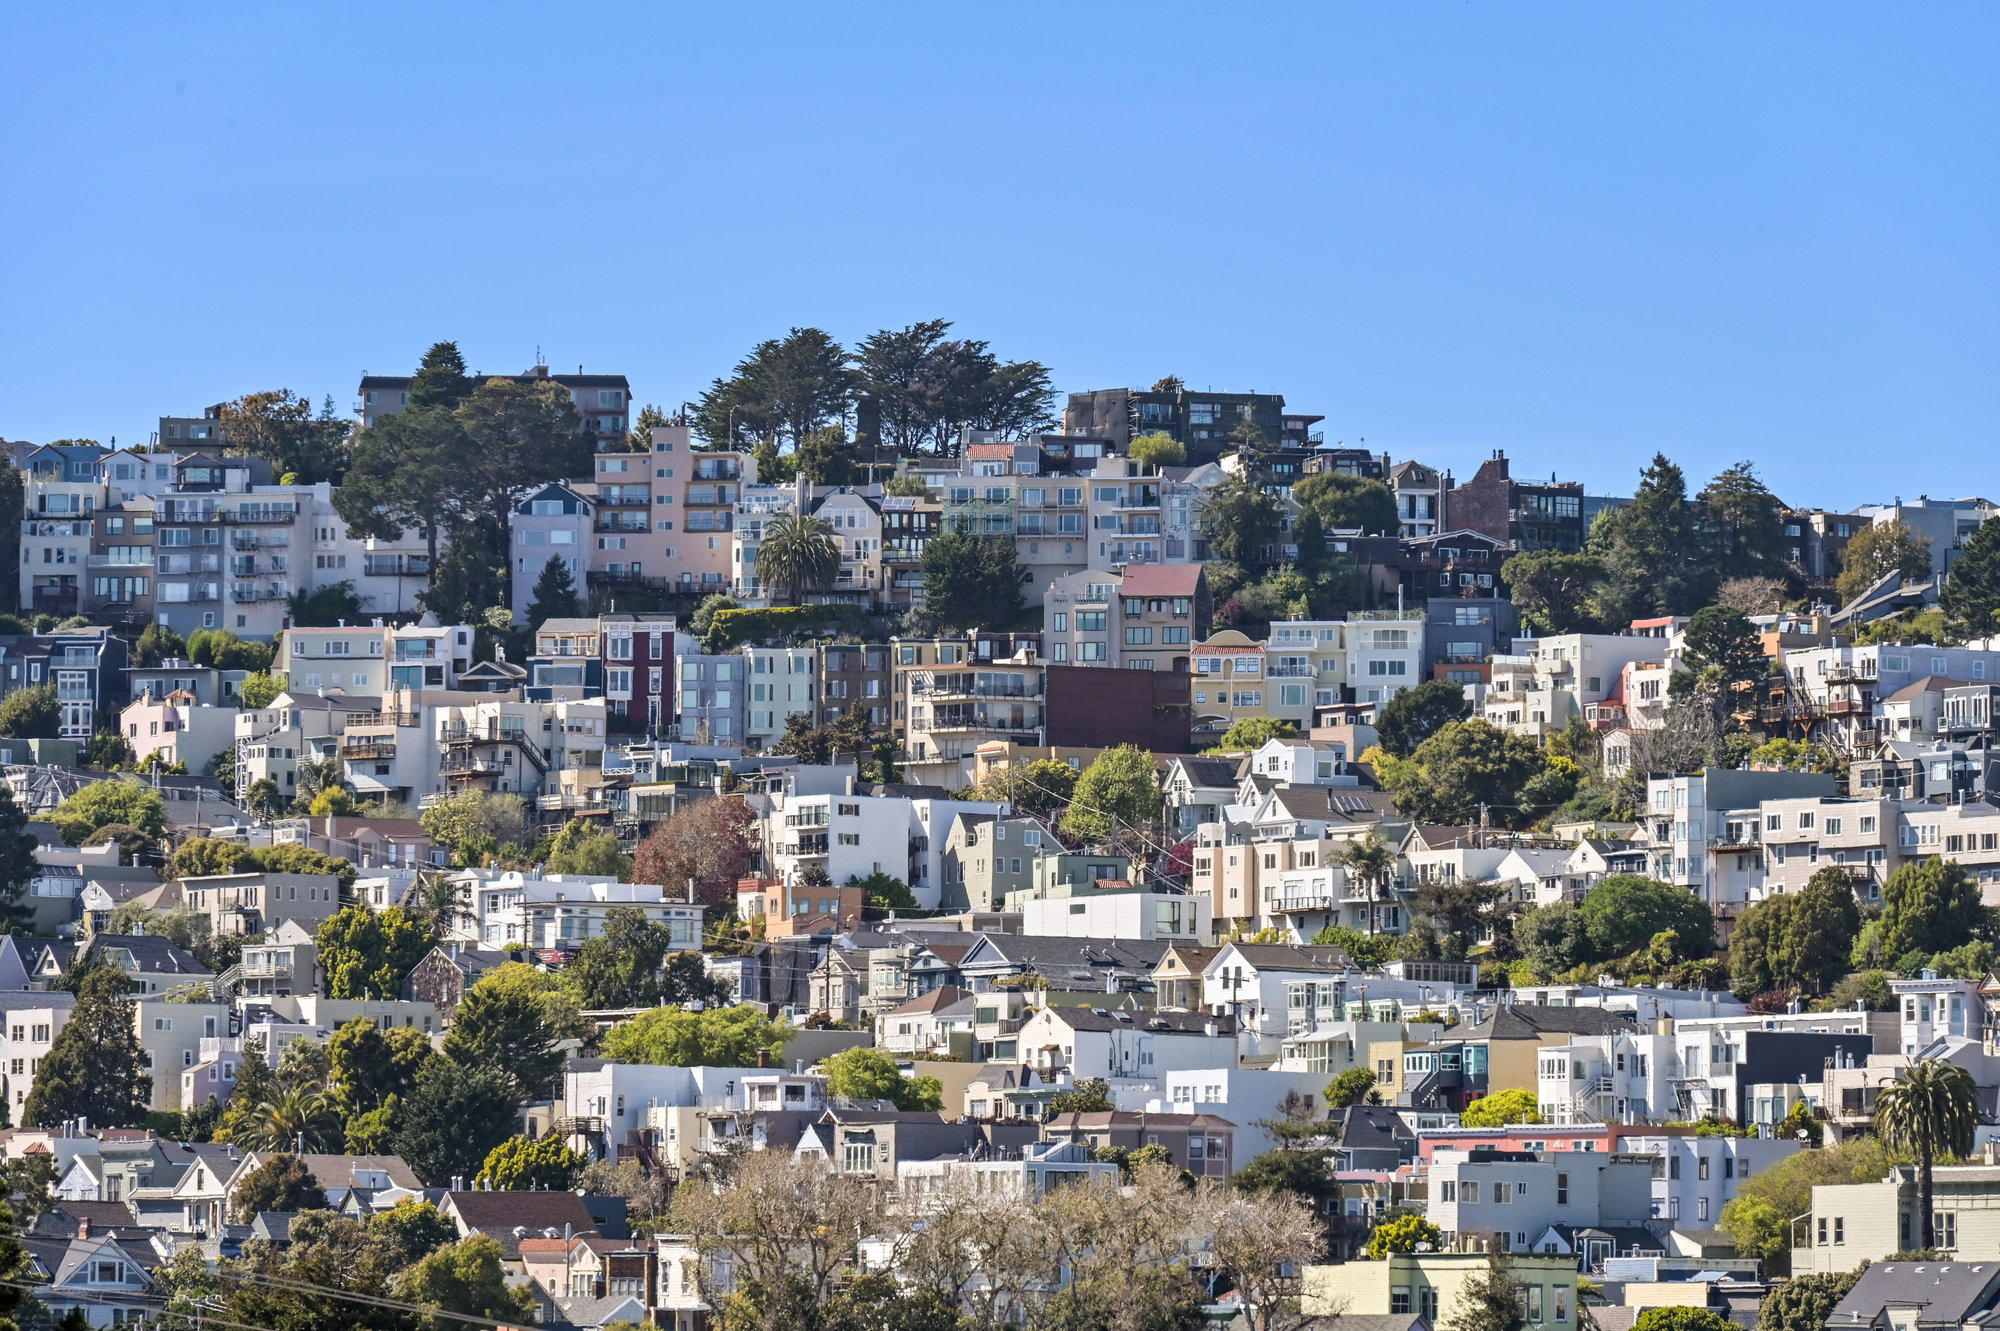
1875, 1058, 1979, 1249
755, 513, 840, 605
294, 756, 345, 804
1338, 832, 1397, 937
236, 1083, 342, 1153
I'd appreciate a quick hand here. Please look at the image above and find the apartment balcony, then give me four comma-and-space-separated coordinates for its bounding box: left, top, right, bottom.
586, 570, 673, 592
231, 533, 289, 550
1267, 665, 1316, 679
85, 553, 151, 568
790, 834, 830, 856
232, 507, 298, 524
915, 681, 1045, 701
1267, 892, 1339, 913
1116, 491, 1162, 510
442, 722, 532, 745
923, 708, 1041, 736
596, 492, 651, 508
594, 518, 650, 535
1827, 699, 1866, 716
342, 741, 398, 761
363, 556, 430, 577
440, 753, 511, 776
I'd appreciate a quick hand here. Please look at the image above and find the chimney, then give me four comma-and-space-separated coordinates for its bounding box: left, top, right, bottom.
77, 1218, 89, 1240
757, 1048, 771, 1069
451, 1175, 464, 1192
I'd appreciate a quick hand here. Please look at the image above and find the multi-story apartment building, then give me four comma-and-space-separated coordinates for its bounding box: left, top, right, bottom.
1485, 634, 1670, 741
235, 691, 377, 806
675, 441, 745, 594
1191, 630, 1270, 741
937, 812, 1059, 912
879, 494, 940, 612
273, 621, 473, 697
1859, 497, 2000, 578
892, 635, 1045, 769
597, 612, 676, 737
1084, 455, 1170, 570
432, 696, 573, 799
21, 444, 107, 617
1782, 509, 1870, 584
1777, 642, 2000, 751
744, 646, 819, 748
804, 489, 881, 604
1062, 386, 1320, 465
85, 497, 155, 625
0, 628, 130, 738
359, 363, 632, 442
1043, 565, 1211, 671
509, 484, 592, 624
526, 617, 603, 701
1424, 598, 1522, 687
583, 450, 667, 594
1637, 771, 1839, 913
1390, 460, 1446, 540
819, 644, 891, 730
674, 638, 745, 743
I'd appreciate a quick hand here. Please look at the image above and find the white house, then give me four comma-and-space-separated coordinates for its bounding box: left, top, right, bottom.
1013, 1005, 1237, 1083
1019, 891, 1210, 942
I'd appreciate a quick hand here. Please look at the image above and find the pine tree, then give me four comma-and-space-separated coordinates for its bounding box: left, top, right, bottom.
527, 556, 578, 630
1942, 516, 2000, 640
1444, 1255, 1526, 1331
20, 968, 150, 1128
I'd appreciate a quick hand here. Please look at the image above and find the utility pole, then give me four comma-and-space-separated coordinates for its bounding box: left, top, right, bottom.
1478, 802, 1488, 849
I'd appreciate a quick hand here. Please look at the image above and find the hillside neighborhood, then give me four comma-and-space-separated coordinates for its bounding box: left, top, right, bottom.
1, 338, 1999, 1331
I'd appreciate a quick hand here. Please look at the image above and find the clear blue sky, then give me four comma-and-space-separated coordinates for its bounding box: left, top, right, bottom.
5, 4, 1995, 510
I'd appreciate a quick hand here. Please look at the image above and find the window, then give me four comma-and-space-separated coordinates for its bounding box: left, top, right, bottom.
1555, 1172, 1568, 1205
1392, 1288, 1412, 1316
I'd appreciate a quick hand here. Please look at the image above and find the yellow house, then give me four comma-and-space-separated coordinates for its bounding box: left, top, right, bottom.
1305, 1253, 1583, 1330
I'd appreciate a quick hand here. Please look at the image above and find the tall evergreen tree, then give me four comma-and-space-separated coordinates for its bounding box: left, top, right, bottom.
1942, 516, 2000, 640
1696, 461, 1787, 583
21, 968, 150, 1128
527, 556, 578, 629
0, 785, 39, 931
1591, 454, 1711, 617
441, 983, 562, 1101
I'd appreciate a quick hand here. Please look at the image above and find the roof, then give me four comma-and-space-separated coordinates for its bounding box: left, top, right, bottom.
965, 443, 1015, 459
360, 371, 631, 389
1262, 786, 1396, 823
1168, 756, 1241, 790
262, 1154, 421, 1192
1223, 943, 1352, 974
1830, 1262, 2000, 1328
1039, 1008, 1234, 1036
1045, 1111, 1239, 1130
1457, 1005, 1637, 1041
445, 1190, 598, 1258
87, 935, 208, 975
1120, 564, 1204, 597
1335, 1106, 1417, 1152
1886, 676, 1953, 703
885, 985, 970, 1017
537, 618, 601, 635
958, 934, 1172, 975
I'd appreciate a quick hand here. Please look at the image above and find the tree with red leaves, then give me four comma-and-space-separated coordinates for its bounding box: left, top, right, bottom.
631, 797, 757, 913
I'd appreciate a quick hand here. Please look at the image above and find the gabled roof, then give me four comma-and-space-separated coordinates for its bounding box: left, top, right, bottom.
1120, 564, 1204, 597
885, 985, 970, 1018
1830, 1262, 2000, 1329
1034, 1008, 1233, 1036
86, 935, 208, 975
1164, 756, 1240, 791
1886, 675, 1952, 703
1217, 943, 1352, 975
444, 1190, 597, 1258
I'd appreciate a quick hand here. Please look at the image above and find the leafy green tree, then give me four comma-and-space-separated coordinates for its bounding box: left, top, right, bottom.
475, 1134, 586, 1191
1047, 1078, 1113, 1114
968, 757, 1078, 819
1590, 453, 1711, 618
598, 1005, 791, 1067
171, 837, 260, 879
394, 1233, 537, 1331
1060, 745, 1162, 843
237, 672, 283, 710
1696, 462, 1787, 584
1364, 1209, 1443, 1258
288, 580, 362, 628
1943, 516, 2000, 639
1729, 895, 1790, 1000
1515, 903, 1594, 976
392, 1057, 520, 1188
1635, 1310, 1737, 1331
1201, 474, 1284, 568
1230, 1147, 1339, 1212
316, 905, 430, 1000
544, 817, 630, 879
526, 555, 577, 630
1501, 550, 1607, 634
133, 623, 188, 667
1881, 856, 1984, 961
565, 908, 723, 1010
1308, 924, 1392, 968
1326, 1068, 1378, 1109
1387, 719, 1543, 827
330, 1017, 432, 1122
1876, 1059, 1980, 1249
1771, 867, 1863, 994
1578, 876, 1714, 960
846, 871, 916, 912
1460, 1088, 1542, 1127
20, 968, 150, 1128
1127, 432, 1187, 470
1374, 678, 1473, 759
217, 389, 351, 484
687, 593, 740, 647
1206, 716, 1298, 753
255, 842, 356, 891
794, 425, 859, 486
1757, 1271, 1863, 1331
697, 327, 855, 450
442, 980, 563, 1100
0, 684, 58, 740
1722, 1135, 1905, 1272
1291, 472, 1397, 537
231, 1153, 328, 1220
821, 1047, 943, 1111
1836, 520, 1932, 604
1680, 605, 1768, 695
883, 472, 930, 498
368, 1197, 460, 1267
918, 529, 1026, 632
1443, 1255, 1526, 1331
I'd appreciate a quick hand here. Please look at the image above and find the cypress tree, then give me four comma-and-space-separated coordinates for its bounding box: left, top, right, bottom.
21, 968, 150, 1128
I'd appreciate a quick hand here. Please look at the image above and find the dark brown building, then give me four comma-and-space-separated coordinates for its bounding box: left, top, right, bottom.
402, 943, 511, 1016
1444, 450, 1584, 551
1041, 1110, 1237, 1178
1044, 664, 1191, 753
819, 643, 892, 729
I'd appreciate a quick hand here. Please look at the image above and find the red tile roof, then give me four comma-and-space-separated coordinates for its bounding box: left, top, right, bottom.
967, 444, 1015, 459
1120, 564, 1203, 597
